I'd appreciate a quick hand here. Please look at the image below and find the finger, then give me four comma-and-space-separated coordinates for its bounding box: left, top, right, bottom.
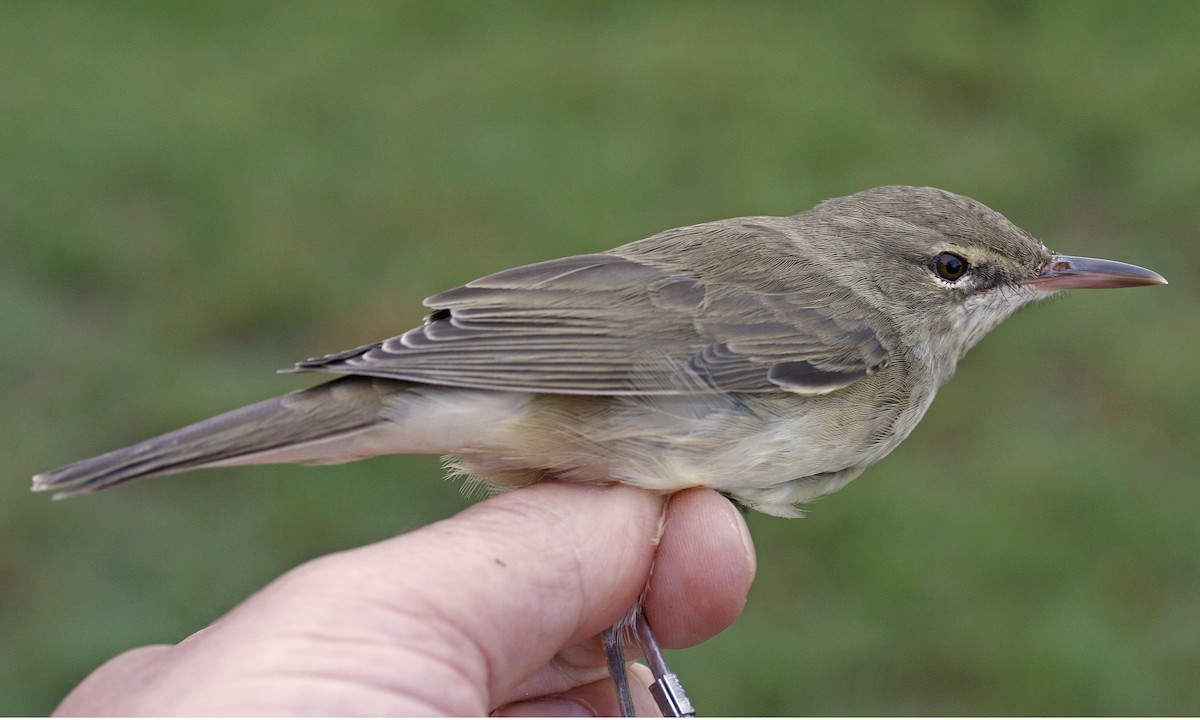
49, 483, 668, 716
52, 645, 172, 715
493, 663, 660, 717
271, 481, 668, 713
495, 489, 757, 704
643, 488, 756, 649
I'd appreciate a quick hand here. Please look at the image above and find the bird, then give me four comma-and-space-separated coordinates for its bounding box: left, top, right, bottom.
33, 185, 1167, 715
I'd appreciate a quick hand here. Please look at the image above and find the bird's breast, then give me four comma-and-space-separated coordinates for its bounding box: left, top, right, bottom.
434, 362, 931, 517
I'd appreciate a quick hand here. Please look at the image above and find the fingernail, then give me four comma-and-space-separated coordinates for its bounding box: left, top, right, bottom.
724, 496, 758, 576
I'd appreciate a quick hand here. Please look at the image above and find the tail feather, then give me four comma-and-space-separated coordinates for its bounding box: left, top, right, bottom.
32, 377, 392, 498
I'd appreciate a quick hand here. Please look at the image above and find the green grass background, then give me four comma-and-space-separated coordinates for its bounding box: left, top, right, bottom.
2, 1, 1198, 714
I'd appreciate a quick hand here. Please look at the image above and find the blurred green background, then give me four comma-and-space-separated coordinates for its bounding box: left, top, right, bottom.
2, 1, 1197, 714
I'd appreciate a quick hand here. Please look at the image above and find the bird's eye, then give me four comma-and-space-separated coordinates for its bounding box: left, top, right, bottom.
932, 252, 969, 282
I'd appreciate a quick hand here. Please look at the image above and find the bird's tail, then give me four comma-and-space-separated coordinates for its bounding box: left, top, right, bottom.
32, 376, 399, 499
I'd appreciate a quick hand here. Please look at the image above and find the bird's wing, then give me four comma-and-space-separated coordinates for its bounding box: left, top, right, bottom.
290, 252, 890, 396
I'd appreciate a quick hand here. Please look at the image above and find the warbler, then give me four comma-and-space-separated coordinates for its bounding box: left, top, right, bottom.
33, 185, 1165, 511
33, 185, 1166, 716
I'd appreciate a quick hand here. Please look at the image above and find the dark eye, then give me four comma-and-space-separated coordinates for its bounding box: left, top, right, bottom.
932, 252, 969, 282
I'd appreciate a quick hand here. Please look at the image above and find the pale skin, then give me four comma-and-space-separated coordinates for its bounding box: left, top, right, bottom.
53, 483, 756, 716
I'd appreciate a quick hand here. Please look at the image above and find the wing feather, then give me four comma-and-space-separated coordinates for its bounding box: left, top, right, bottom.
291, 252, 890, 395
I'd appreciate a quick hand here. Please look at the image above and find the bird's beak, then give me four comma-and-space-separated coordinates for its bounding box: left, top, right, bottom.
1021, 255, 1167, 290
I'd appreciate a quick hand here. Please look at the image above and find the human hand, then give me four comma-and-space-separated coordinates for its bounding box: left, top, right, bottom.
53, 482, 756, 716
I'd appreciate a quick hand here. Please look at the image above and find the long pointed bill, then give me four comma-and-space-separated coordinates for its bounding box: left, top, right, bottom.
1021, 255, 1167, 290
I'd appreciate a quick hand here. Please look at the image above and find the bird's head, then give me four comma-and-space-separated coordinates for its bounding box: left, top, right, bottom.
805, 185, 1166, 376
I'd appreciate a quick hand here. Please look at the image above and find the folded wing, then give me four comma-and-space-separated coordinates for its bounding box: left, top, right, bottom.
291, 252, 890, 396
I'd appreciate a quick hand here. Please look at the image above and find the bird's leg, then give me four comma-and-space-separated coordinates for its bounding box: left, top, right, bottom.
633, 608, 695, 717
601, 624, 637, 717
603, 609, 697, 717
